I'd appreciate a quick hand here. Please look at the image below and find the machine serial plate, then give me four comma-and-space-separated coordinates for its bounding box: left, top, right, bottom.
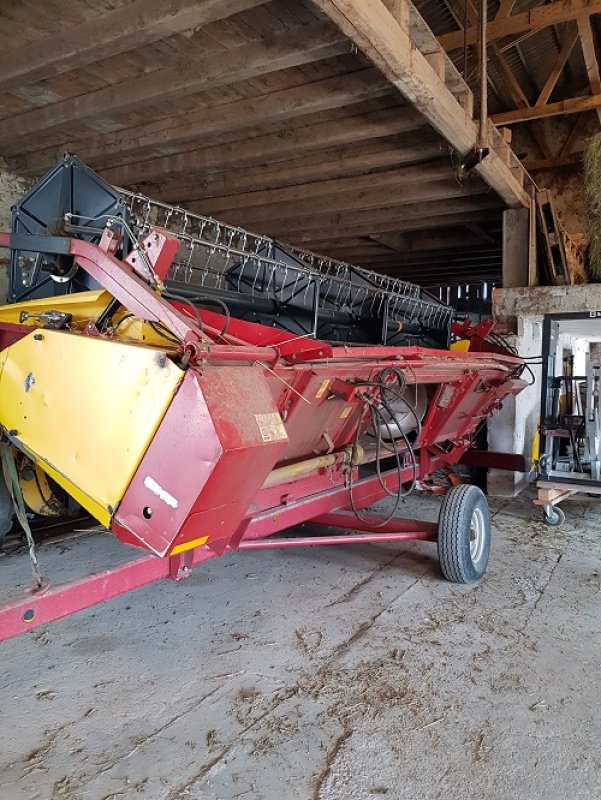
255, 412, 288, 442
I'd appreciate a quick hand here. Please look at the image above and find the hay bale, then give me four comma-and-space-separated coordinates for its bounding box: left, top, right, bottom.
584, 133, 601, 280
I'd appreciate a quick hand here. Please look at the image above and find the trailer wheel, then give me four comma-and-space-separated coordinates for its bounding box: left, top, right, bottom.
543, 505, 565, 527
438, 484, 491, 583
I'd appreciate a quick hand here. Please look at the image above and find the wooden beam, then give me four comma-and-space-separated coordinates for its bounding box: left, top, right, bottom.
195, 160, 450, 214
535, 27, 579, 106
11, 70, 391, 176
442, 0, 551, 163
0, 0, 270, 90
443, 0, 551, 160
0, 23, 349, 144
558, 112, 587, 157
488, 47, 530, 109
577, 14, 601, 123
495, 0, 517, 19
439, 0, 601, 50
492, 91, 601, 124
309, 0, 528, 207
102, 107, 427, 187
156, 138, 442, 204
522, 152, 583, 170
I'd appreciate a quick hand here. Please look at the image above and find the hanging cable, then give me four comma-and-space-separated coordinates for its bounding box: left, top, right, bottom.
163, 290, 204, 332
347, 368, 421, 526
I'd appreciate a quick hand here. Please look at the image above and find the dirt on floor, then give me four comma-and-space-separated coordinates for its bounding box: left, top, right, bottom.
0, 490, 600, 800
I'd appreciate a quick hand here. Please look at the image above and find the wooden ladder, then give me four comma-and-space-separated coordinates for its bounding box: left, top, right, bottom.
536, 190, 570, 285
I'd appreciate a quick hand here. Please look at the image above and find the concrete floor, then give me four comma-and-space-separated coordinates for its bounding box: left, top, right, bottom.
1, 490, 600, 800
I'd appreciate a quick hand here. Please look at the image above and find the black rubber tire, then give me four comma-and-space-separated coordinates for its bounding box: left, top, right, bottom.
543, 506, 565, 527
437, 484, 491, 584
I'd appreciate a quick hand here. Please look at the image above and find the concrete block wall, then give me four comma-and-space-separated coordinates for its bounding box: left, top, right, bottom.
488, 316, 543, 496
0, 158, 30, 301
490, 284, 601, 496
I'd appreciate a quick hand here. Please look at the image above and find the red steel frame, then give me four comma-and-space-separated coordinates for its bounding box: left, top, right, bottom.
0, 227, 525, 642
0, 457, 440, 642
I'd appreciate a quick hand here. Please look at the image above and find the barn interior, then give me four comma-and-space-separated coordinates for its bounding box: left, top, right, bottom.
0, 2, 600, 799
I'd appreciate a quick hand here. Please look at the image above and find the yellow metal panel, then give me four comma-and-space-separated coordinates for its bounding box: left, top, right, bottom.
0, 290, 110, 327
0, 330, 182, 525
0, 291, 178, 348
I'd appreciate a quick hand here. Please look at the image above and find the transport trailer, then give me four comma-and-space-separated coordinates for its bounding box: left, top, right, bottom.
0, 157, 526, 641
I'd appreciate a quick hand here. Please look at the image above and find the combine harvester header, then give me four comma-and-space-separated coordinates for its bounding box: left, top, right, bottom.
0, 157, 526, 641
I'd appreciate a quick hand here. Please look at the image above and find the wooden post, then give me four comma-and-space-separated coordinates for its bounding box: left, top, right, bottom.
502, 207, 530, 288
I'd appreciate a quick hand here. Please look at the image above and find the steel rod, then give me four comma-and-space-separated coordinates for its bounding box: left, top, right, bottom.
235, 531, 435, 549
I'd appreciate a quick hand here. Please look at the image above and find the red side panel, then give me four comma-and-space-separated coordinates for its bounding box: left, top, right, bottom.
113, 365, 288, 556
0, 322, 31, 352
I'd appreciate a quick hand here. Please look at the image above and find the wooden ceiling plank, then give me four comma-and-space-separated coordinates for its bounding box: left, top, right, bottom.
0, 22, 350, 143
277, 206, 501, 242
100, 106, 426, 186
194, 159, 451, 214
0, 0, 270, 90
439, 0, 601, 51
309, 0, 528, 207
12, 70, 392, 175
299, 208, 500, 243
204, 180, 486, 226
158, 138, 442, 204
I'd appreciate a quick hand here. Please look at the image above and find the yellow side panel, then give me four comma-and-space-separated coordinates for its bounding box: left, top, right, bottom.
0, 330, 182, 526
450, 340, 470, 352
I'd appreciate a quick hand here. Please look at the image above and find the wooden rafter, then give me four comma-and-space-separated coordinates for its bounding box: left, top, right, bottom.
522, 153, 583, 170
558, 113, 588, 158
495, 0, 517, 20
577, 14, 601, 123
0, 0, 270, 91
308, 0, 528, 207
493, 92, 601, 123
443, 0, 552, 160
535, 26, 579, 106
439, 0, 601, 50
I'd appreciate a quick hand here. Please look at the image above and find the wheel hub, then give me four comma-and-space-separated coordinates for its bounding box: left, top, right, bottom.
469, 506, 486, 564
